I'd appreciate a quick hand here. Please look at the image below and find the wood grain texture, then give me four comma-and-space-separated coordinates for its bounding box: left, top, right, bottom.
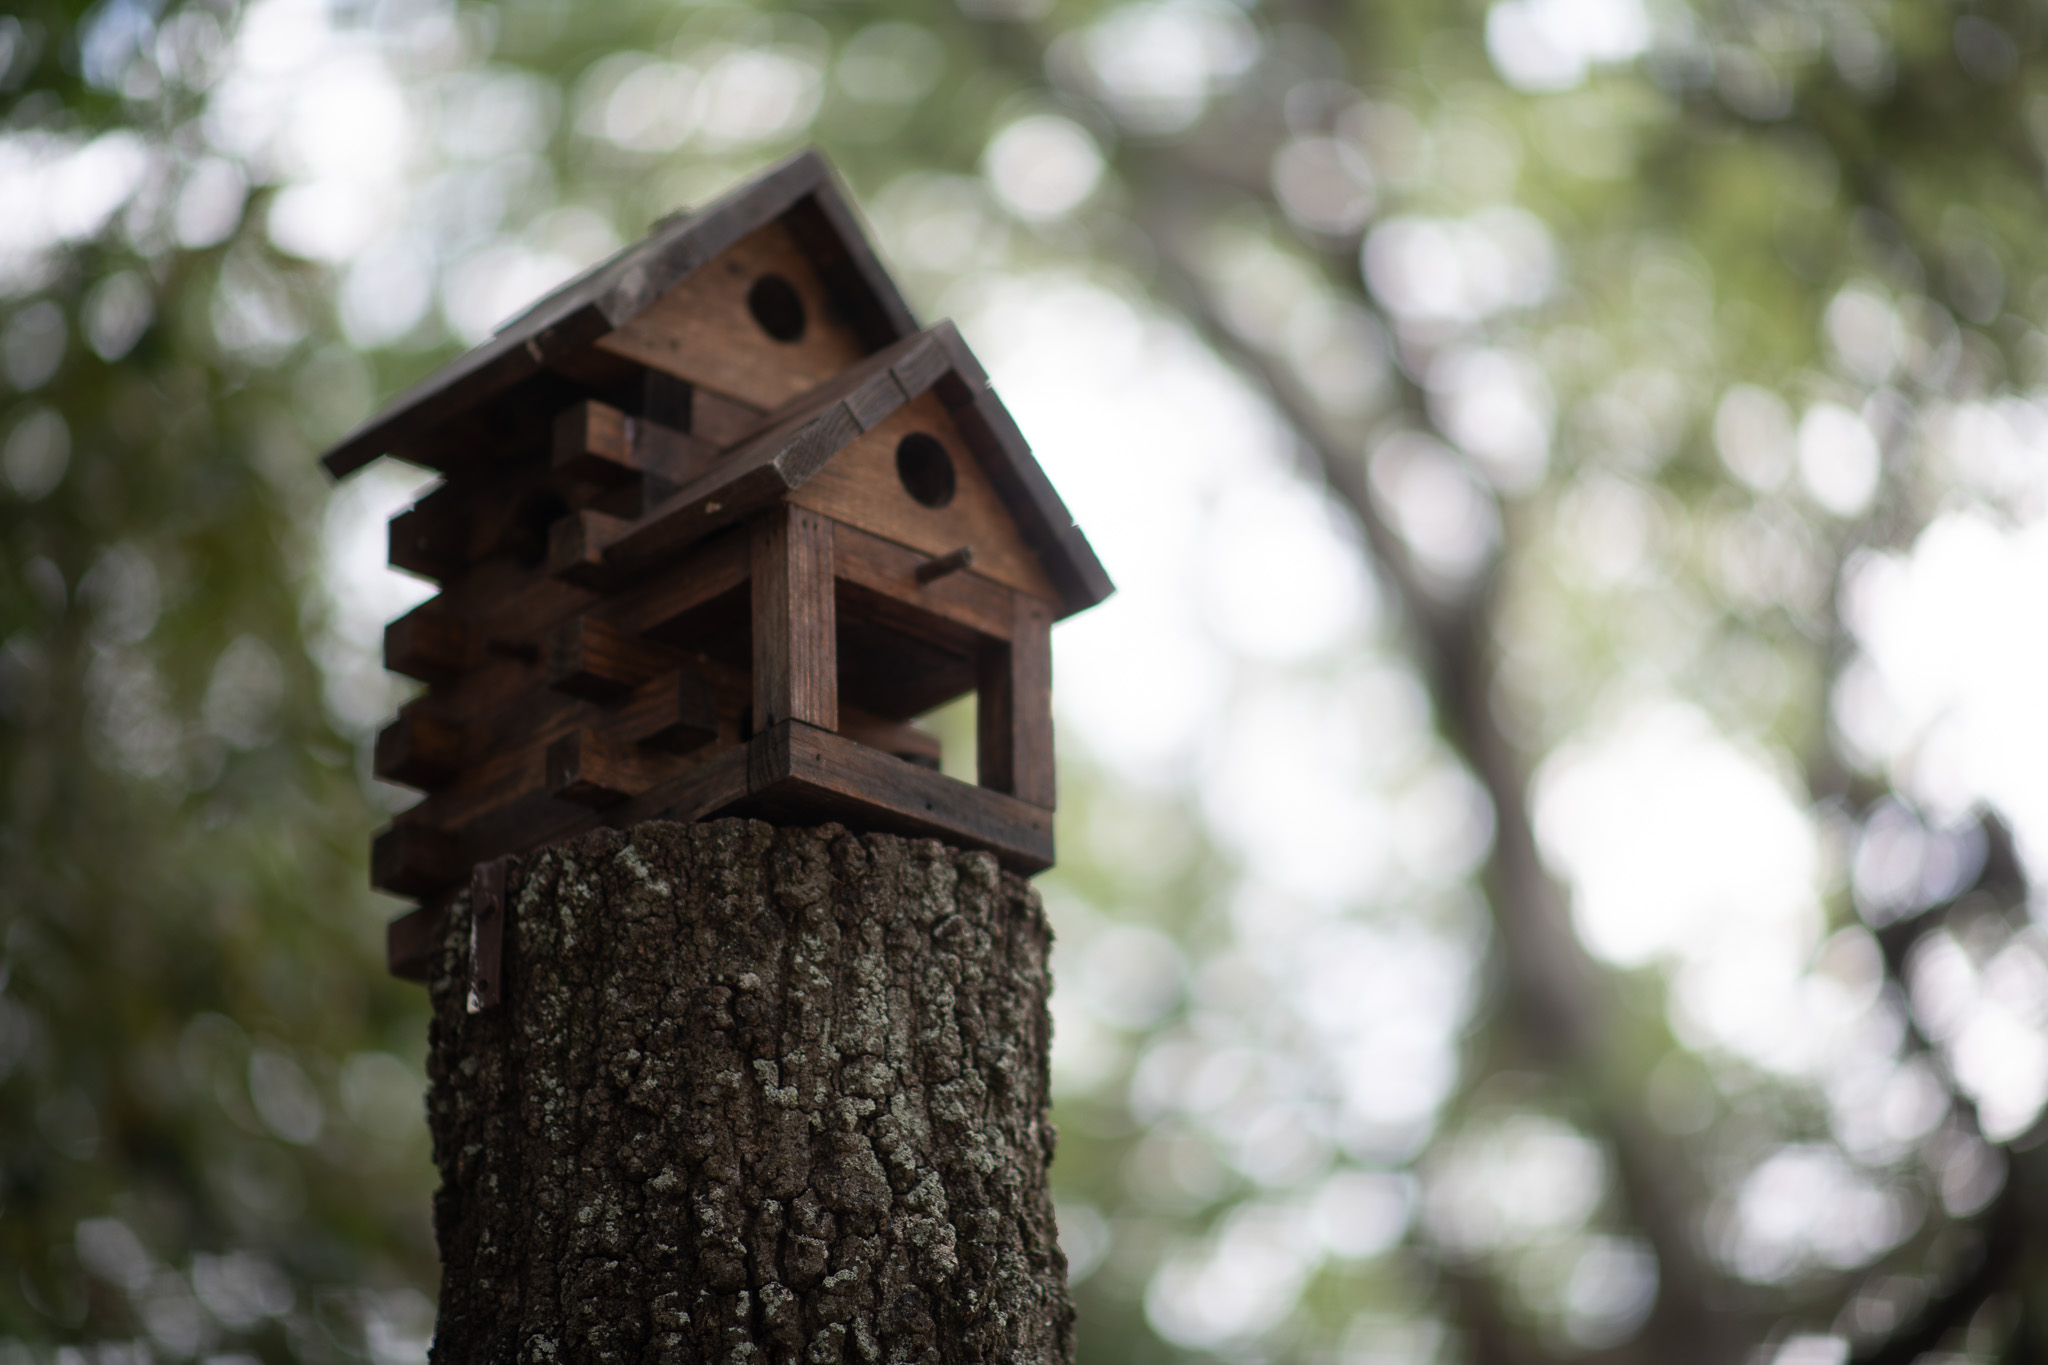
594, 219, 868, 410
838, 704, 942, 768
553, 400, 723, 488
545, 614, 685, 702
689, 385, 768, 447
740, 722, 1054, 873
751, 505, 838, 733
372, 821, 465, 898
547, 727, 701, 807
625, 668, 722, 754
385, 603, 477, 683
789, 390, 1061, 603
374, 703, 468, 790
830, 520, 1015, 643
978, 594, 1056, 810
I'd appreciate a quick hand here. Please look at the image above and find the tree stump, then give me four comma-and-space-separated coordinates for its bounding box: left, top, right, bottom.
421, 819, 1072, 1364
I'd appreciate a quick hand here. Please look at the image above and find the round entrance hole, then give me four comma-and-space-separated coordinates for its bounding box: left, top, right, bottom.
746, 274, 807, 343
895, 433, 956, 508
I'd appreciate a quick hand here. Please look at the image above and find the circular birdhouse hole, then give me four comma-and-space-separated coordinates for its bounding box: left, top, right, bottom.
895, 433, 956, 508
746, 274, 807, 343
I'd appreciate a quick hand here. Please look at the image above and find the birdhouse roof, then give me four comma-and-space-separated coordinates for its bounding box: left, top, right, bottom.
317, 148, 1110, 618
562, 321, 1113, 618
319, 148, 917, 481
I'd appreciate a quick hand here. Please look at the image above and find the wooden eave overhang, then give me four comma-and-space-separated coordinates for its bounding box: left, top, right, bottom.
318, 148, 917, 481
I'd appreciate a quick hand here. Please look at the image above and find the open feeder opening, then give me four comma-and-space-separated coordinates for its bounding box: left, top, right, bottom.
746, 273, 807, 343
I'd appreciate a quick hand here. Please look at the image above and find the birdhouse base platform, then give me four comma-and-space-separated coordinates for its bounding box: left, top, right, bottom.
385, 721, 1054, 981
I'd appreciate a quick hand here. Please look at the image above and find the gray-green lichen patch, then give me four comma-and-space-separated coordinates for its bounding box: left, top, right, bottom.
424, 820, 1071, 1365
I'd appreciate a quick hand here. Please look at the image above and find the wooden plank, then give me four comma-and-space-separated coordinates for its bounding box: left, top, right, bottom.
830, 520, 1015, 643
839, 705, 941, 768
545, 615, 684, 702
788, 390, 1061, 603
751, 505, 837, 732
624, 668, 722, 754
548, 506, 637, 586
371, 820, 466, 897
598, 527, 751, 637
691, 386, 768, 447
601, 366, 692, 431
388, 504, 459, 582
552, 400, 635, 484
547, 728, 701, 807
387, 903, 448, 982
741, 722, 1054, 873
593, 218, 870, 410
385, 602, 476, 682
978, 594, 1055, 809
374, 703, 468, 790
552, 400, 723, 488
552, 334, 933, 585
785, 183, 920, 349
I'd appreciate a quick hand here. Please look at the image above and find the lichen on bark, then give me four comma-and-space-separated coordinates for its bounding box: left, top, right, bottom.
422, 818, 1073, 1365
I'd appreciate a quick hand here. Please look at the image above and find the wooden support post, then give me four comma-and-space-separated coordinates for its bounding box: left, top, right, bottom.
977, 594, 1055, 809
750, 505, 837, 733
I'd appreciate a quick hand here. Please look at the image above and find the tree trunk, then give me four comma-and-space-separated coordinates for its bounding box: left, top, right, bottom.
422, 819, 1072, 1365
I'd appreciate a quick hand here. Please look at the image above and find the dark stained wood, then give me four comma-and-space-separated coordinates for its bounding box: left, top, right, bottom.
387, 903, 448, 982
751, 505, 837, 732
548, 507, 637, 587
544, 333, 937, 585
375, 702, 468, 790
389, 504, 459, 583
915, 546, 975, 585
552, 400, 722, 488
839, 705, 942, 768
978, 595, 1056, 810
739, 721, 1053, 873
385, 602, 477, 683
830, 520, 1015, 643
600, 365, 692, 431
596, 526, 751, 638
320, 149, 910, 480
834, 612, 976, 724
787, 188, 921, 348
789, 390, 1060, 603
689, 386, 768, 447
547, 728, 700, 807
592, 218, 869, 410
627, 668, 722, 754
326, 155, 1113, 948
372, 821, 465, 897
545, 614, 685, 702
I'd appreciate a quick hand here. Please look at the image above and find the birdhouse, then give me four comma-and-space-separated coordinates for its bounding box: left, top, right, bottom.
318, 150, 1112, 982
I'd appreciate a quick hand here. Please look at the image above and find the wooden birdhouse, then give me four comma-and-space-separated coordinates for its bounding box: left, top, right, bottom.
318, 150, 1112, 982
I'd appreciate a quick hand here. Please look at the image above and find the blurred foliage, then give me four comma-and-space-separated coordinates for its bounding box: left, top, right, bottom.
7, 0, 2048, 1361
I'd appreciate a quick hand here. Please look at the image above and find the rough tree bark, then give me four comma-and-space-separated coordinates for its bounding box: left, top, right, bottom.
421, 818, 1072, 1365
